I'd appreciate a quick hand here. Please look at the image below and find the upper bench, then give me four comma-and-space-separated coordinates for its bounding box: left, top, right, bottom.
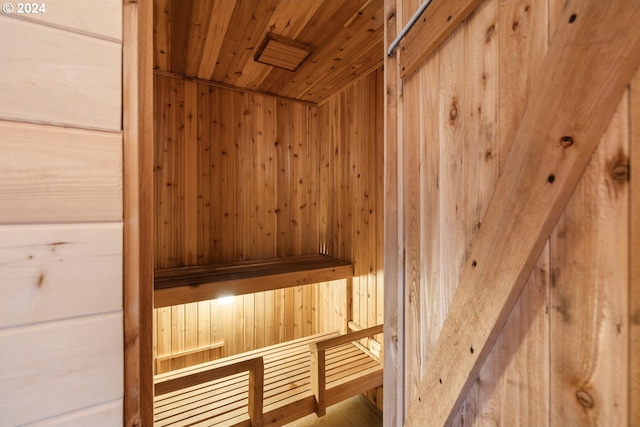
154, 254, 354, 307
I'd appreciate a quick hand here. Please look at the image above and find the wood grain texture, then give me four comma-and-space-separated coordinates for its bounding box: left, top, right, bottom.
0, 16, 121, 131
154, 262, 353, 308
549, 91, 630, 427
398, 0, 483, 78
123, 0, 154, 425
153, 71, 383, 391
0, 313, 123, 426
0, 223, 122, 329
630, 65, 640, 427
21, 400, 122, 427
402, 0, 423, 403
318, 69, 385, 412
5, 0, 122, 41
383, 0, 403, 423
408, 2, 640, 425
152, 0, 383, 103
154, 74, 319, 269
449, 1, 502, 425
0, 121, 122, 223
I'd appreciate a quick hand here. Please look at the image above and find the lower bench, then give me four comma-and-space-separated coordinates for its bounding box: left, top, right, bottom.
154, 326, 383, 427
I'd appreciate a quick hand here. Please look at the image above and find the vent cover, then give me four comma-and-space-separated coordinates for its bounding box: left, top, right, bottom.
254, 33, 312, 72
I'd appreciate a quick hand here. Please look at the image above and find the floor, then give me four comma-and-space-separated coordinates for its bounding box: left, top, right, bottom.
284, 395, 382, 427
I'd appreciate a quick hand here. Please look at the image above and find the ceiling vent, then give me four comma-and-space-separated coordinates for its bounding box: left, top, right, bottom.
254, 33, 312, 72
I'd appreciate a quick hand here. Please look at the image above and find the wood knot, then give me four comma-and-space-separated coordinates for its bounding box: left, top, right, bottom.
611, 163, 629, 182
449, 99, 458, 123
560, 136, 574, 147
575, 389, 594, 408
485, 24, 495, 42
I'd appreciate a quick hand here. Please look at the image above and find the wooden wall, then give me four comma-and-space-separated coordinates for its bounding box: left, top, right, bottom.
152, 72, 384, 385
0, 2, 124, 426
318, 69, 385, 410
387, 0, 637, 425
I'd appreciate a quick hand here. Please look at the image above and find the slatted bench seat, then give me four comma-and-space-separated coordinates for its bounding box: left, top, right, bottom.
154, 254, 354, 307
154, 325, 383, 427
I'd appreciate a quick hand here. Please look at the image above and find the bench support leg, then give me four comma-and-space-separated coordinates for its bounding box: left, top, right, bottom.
248, 364, 264, 427
310, 344, 327, 417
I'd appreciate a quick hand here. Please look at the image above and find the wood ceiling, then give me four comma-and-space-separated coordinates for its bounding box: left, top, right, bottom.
153, 0, 384, 104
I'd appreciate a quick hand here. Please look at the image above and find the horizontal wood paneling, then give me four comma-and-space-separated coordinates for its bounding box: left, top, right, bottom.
0, 121, 122, 223
0, 16, 121, 131
4, 0, 122, 41
0, 313, 123, 426
0, 1, 125, 426
22, 400, 122, 427
0, 223, 122, 329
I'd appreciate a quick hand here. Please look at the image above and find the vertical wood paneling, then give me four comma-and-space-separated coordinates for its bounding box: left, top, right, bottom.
152, 72, 384, 416
495, 1, 554, 425
318, 69, 385, 411
403, 54, 423, 403
384, 0, 403, 422
183, 81, 198, 266
549, 94, 630, 427
154, 73, 384, 373
393, 0, 634, 424
435, 39, 467, 422
453, 1, 502, 424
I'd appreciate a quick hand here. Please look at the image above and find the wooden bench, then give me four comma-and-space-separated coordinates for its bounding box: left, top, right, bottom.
154, 326, 383, 427
154, 254, 354, 307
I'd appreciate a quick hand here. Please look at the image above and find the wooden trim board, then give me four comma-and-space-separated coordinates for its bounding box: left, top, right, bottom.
630, 64, 640, 427
123, 0, 154, 426
383, 0, 405, 425
398, 0, 482, 78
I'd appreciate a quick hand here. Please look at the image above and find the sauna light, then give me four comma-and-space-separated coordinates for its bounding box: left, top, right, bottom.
217, 296, 234, 306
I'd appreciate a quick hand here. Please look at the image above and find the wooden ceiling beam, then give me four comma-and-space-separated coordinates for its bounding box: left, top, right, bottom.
398, 0, 482, 78
404, 1, 640, 426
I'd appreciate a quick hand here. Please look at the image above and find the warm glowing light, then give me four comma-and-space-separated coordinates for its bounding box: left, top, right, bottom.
217, 296, 234, 306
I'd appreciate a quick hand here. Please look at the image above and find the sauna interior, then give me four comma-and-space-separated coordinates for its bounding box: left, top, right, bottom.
151, 1, 384, 425
4, 0, 640, 426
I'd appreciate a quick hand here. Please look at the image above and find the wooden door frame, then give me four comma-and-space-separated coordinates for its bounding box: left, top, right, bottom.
123, 0, 154, 426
